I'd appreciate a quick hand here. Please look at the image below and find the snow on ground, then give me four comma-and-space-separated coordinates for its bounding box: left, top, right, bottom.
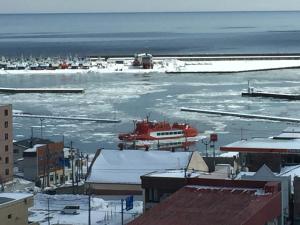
29, 194, 143, 225
1, 178, 38, 193
173, 59, 300, 73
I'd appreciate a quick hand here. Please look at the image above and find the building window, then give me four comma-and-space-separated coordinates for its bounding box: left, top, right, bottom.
4, 133, 8, 140
148, 188, 159, 202
4, 121, 8, 128
5, 145, 8, 152
50, 175, 54, 182
5, 157, 9, 164
7, 214, 11, 219
4, 109, 8, 116
5, 169, 9, 175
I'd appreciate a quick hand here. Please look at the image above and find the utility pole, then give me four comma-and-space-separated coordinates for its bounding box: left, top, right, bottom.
42, 154, 46, 190
209, 134, 218, 169
76, 148, 79, 188
46, 144, 50, 187
47, 197, 50, 225
85, 154, 89, 180
62, 135, 65, 184
201, 138, 209, 157
40, 118, 45, 138
121, 199, 124, 225
80, 152, 84, 179
133, 120, 137, 150
62, 150, 65, 185
88, 184, 91, 225
70, 141, 75, 194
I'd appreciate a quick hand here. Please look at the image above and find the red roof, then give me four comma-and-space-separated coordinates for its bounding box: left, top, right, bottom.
129, 184, 281, 225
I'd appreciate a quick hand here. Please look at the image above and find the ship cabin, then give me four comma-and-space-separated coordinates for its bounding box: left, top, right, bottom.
16, 63, 26, 70
38, 63, 50, 70
153, 130, 185, 137
71, 63, 79, 69
81, 63, 90, 69
60, 62, 69, 69
132, 53, 153, 69
141, 53, 153, 69
6, 64, 17, 70
0, 62, 7, 69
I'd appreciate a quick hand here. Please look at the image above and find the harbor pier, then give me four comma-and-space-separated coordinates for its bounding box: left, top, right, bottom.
0, 87, 85, 94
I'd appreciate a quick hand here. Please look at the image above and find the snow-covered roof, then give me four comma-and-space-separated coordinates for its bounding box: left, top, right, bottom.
219, 152, 239, 158
87, 150, 193, 184
274, 133, 300, 139
221, 138, 300, 154
24, 144, 45, 153
0, 193, 32, 206
145, 169, 202, 178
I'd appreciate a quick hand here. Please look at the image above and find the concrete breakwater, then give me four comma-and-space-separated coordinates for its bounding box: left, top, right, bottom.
241, 91, 300, 100
0, 87, 85, 94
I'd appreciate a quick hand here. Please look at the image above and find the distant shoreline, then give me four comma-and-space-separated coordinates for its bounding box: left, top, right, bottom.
3, 53, 300, 59
1, 10, 300, 16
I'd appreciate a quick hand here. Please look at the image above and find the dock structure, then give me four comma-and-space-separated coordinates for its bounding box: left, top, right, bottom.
180, 107, 300, 123
0, 87, 85, 94
241, 91, 300, 100
13, 113, 121, 123
242, 81, 300, 100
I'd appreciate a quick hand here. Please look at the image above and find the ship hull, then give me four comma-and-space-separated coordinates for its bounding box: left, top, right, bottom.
120, 135, 205, 150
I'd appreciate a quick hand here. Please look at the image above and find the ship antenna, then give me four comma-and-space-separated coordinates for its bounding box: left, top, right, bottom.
146, 112, 151, 122
247, 79, 250, 93
133, 120, 137, 131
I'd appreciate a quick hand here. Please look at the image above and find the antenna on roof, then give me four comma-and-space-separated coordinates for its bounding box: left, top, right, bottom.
146, 112, 151, 122
133, 120, 137, 131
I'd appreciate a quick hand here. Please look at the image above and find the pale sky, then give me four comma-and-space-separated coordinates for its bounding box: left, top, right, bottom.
0, 0, 300, 14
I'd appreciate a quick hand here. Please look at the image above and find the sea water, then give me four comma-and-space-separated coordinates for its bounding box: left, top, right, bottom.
1, 11, 300, 56
1, 11, 300, 153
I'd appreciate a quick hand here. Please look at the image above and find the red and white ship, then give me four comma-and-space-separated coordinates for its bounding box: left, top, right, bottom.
118, 117, 204, 150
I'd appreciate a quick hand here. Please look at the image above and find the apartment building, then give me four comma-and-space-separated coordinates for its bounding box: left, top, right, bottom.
0, 104, 13, 183
0, 193, 34, 225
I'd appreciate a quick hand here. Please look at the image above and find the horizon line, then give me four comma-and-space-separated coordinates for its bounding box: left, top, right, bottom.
1, 10, 300, 15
